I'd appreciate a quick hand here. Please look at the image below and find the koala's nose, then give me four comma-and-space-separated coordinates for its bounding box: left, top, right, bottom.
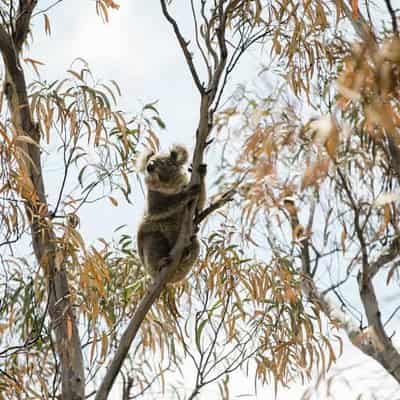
147, 163, 155, 173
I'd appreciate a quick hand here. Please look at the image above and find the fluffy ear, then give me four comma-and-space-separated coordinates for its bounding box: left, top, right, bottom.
136, 148, 155, 172
170, 144, 189, 165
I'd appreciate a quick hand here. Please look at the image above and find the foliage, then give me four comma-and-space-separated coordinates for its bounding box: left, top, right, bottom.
216, 0, 400, 393
0, 0, 399, 399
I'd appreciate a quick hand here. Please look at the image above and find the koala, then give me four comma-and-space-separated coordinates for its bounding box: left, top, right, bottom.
136, 144, 206, 283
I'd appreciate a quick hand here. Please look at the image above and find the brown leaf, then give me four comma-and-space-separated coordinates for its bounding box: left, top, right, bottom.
351, 0, 359, 19
381, 38, 400, 63
293, 224, 305, 240
44, 14, 51, 36
325, 121, 339, 159
24, 58, 45, 77
67, 316, 73, 340
108, 196, 118, 207
340, 227, 347, 251
301, 159, 329, 190
103, 0, 120, 9
100, 332, 109, 360
90, 333, 97, 364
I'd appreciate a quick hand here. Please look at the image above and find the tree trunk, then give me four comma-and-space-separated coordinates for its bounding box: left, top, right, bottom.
0, 25, 85, 400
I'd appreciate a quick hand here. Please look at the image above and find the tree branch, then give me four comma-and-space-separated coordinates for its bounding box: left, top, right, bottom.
333, 166, 400, 382
95, 208, 192, 400
283, 199, 400, 381
160, 0, 205, 94
369, 236, 400, 278
190, 0, 211, 84
0, 12, 84, 399
208, 0, 228, 104
357, 274, 400, 382
336, 167, 370, 282
200, 0, 218, 74
97, 2, 248, 397
32, 0, 64, 17
384, 0, 399, 37
194, 188, 235, 225
387, 135, 400, 181
338, 0, 376, 44
14, 0, 38, 50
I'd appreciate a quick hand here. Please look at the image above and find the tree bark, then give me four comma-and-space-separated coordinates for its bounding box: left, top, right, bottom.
0, 5, 85, 398
284, 199, 400, 384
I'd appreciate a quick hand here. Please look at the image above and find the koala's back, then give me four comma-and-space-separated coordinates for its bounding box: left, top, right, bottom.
138, 206, 186, 280
140, 211, 183, 247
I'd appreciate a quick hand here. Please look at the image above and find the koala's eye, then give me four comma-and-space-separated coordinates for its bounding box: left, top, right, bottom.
146, 162, 156, 173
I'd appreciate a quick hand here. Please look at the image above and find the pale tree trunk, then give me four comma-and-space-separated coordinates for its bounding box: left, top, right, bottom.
0, 1, 85, 398
313, 0, 400, 384
284, 198, 400, 384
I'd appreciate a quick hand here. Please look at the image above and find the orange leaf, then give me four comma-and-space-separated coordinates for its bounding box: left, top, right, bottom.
351, 0, 359, 19
103, 0, 120, 9
325, 122, 339, 159
100, 332, 109, 360
90, 333, 97, 363
67, 317, 73, 340
301, 159, 330, 190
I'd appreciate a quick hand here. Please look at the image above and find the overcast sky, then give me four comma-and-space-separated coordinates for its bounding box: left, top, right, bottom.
23, 1, 400, 399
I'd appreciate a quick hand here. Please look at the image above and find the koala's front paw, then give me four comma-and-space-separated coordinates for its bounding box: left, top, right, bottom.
198, 163, 207, 177
186, 184, 201, 197
158, 256, 172, 271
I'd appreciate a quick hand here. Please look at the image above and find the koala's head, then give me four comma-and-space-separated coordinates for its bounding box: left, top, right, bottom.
137, 145, 189, 194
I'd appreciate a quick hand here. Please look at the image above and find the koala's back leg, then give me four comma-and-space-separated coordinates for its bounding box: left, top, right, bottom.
142, 231, 172, 279
170, 237, 200, 283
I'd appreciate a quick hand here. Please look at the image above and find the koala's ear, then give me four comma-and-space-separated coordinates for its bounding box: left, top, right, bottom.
170, 144, 189, 165
136, 148, 155, 172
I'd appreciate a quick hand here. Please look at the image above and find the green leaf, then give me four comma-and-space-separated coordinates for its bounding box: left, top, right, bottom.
195, 319, 207, 352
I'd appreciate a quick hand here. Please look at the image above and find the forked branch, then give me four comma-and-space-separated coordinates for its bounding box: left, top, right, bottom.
14, 0, 38, 50
96, 1, 239, 398
160, 0, 205, 94
96, 1, 271, 397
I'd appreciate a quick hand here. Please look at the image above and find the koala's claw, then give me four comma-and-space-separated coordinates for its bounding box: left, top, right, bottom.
198, 163, 207, 176
188, 163, 207, 176
187, 184, 201, 197
158, 256, 172, 270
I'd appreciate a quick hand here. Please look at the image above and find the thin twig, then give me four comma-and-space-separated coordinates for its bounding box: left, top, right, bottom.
0, 367, 20, 386
200, 0, 218, 73
32, 0, 64, 17
160, 0, 205, 94
321, 273, 352, 296
190, 0, 211, 83
336, 167, 369, 279
130, 363, 171, 399
384, 0, 399, 36
0, 289, 49, 357
194, 188, 235, 225
369, 236, 400, 278
385, 304, 400, 327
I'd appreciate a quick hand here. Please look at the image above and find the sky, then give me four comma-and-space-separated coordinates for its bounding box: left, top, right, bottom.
23, 1, 400, 399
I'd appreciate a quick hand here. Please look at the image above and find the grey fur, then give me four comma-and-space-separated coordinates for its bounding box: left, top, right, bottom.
137, 145, 206, 283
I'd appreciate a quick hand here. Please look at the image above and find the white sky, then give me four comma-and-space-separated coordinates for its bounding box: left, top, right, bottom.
23, 1, 400, 399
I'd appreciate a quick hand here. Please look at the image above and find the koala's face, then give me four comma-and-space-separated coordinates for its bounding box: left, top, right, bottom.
140, 146, 189, 194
